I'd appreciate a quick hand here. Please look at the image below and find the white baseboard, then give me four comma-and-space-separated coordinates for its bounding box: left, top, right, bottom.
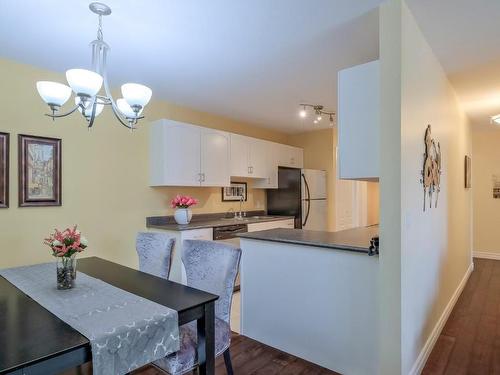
473, 251, 500, 260
409, 262, 474, 375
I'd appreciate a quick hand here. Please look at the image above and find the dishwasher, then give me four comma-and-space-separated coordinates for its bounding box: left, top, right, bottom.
213, 224, 247, 292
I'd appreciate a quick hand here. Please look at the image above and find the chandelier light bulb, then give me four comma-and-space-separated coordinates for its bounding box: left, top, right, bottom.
36, 81, 72, 108
75, 97, 104, 118
117, 98, 142, 118
121, 83, 152, 110
317, 115, 322, 121
66, 69, 103, 97
313, 120, 318, 124
299, 109, 307, 118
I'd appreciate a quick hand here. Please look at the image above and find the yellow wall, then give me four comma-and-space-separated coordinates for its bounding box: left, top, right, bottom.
472, 130, 500, 256
288, 128, 380, 231
0, 58, 288, 269
379, 1, 473, 373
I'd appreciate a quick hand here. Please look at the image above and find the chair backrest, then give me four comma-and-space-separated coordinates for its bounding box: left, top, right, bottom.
136, 232, 176, 280
182, 240, 241, 323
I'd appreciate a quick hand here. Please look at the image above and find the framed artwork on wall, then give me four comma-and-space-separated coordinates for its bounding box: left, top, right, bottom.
464, 155, 471, 189
221, 182, 247, 202
0, 132, 9, 208
18, 134, 62, 207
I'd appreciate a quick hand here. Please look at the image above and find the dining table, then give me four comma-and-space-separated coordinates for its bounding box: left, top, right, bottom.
0, 257, 218, 375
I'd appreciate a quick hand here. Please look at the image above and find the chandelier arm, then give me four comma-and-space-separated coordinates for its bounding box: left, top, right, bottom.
100, 48, 139, 127
45, 104, 81, 119
110, 104, 134, 129
87, 97, 98, 129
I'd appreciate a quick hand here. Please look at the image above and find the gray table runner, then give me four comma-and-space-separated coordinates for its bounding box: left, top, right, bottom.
0, 263, 180, 375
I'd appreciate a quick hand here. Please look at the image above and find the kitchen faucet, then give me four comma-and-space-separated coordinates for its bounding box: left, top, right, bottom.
238, 195, 244, 219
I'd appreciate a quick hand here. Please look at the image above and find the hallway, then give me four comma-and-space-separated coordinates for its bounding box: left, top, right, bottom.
423, 258, 500, 374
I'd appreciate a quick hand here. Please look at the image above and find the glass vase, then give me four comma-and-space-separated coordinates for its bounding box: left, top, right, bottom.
56, 255, 77, 290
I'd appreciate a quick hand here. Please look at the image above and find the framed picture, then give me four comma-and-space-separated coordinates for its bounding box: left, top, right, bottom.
0, 132, 9, 208
464, 155, 471, 189
18, 134, 62, 207
222, 182, 247, 202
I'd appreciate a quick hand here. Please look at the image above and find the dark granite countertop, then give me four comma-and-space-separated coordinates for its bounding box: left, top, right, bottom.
238, 225, 379, 254
146, 211, 295, 231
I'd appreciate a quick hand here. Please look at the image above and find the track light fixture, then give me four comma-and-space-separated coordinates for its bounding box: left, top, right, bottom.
298, 104, 335, 126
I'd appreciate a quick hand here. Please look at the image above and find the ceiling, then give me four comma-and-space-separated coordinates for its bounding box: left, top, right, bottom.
0, 0, 381, 134
2, 1, 499, 133
407, 0, 500, 130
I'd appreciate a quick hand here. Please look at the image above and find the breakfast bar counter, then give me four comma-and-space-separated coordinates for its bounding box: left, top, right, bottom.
238, 226, 379, 374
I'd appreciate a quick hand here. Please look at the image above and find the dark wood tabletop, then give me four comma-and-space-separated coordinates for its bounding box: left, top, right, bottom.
0, 256, 218, 375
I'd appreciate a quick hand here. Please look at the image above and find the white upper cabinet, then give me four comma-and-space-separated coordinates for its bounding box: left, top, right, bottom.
337, 60, 380, 181
230, 134, 251, 177
200, 128, 230, 187
150, 120, 230, 187
230, 135, 271, 178
278, 144, 304, 168
151, 119, 303, 188
150, 121, 201, 186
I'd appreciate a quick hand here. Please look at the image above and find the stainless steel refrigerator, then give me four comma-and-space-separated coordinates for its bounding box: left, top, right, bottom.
267, 167, 328, 231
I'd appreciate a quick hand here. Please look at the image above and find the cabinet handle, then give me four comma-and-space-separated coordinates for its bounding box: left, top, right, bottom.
202, 173, 206, 182
197, 173, 202, 183
250, 166, 254, 174
248, 166, 251, 174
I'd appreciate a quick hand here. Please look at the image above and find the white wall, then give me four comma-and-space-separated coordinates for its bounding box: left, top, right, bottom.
379, 1, 473, 374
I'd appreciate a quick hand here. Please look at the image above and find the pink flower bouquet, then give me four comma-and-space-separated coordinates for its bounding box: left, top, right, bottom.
170, 195, 199, 209
44, 225, 88, 258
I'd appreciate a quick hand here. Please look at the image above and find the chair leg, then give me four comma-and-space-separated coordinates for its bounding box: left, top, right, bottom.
223, 349, 234, 375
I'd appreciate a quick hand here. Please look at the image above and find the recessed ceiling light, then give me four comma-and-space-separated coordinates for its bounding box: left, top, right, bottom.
491, 114, 500, 125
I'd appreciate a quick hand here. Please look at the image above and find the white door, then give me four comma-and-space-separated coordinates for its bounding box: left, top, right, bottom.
201, 129, 230, 186
302, 199, 327, 231
163, 122, 201, 186
230, 134, 250, 177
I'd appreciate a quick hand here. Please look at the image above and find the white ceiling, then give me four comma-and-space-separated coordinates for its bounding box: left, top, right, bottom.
407, 0, 500, 130
0, 0, 381, 133
3, 1, 498, 133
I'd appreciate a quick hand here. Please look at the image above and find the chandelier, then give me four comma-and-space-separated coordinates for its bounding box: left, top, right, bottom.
36, 3, 152, 130
299, 104, 335, 126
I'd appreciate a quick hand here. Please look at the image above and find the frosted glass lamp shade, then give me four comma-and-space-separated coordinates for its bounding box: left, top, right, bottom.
117, 98, 142, 118
75, 97, 104, 117
121, 83, 152, 108
36, 81, 72, 106
66, 69, 103, 97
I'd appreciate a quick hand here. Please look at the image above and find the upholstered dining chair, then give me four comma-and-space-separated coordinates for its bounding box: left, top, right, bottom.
135, 232, 176, 280
153, 240, 241, 375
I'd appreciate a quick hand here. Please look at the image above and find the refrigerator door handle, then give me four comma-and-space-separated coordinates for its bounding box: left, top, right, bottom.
302, 173, 311, 227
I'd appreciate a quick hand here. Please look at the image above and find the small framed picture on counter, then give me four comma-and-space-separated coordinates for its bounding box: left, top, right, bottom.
222, 182, 247, 202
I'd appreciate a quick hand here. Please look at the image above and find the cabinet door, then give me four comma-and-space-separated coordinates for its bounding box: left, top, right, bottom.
253, 140, 279, 189
278, 144, 303, 168
338, 60, 379, 180
150, 121, 201, 186
230, 134, 251, 177
201, 129, 230, 186
248, 138, 268, 178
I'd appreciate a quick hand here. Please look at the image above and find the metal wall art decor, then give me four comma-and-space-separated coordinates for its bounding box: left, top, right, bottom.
420, 125, 441, 211
18, 135, 62, 207
0, 132, 9, 208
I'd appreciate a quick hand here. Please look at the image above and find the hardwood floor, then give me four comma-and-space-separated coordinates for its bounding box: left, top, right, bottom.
64, 332, 338, 375
423, 258, 500, 375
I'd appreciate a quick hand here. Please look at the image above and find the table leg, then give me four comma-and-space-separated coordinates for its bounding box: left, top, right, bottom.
197, 301, 215, 375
